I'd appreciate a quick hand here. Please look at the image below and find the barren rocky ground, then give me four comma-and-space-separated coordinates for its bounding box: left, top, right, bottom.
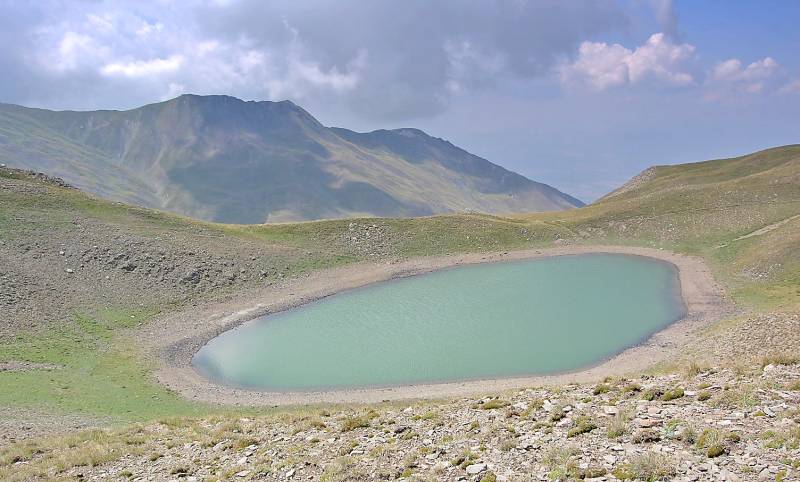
0, 170, 335, 340
4, 362, 798, 481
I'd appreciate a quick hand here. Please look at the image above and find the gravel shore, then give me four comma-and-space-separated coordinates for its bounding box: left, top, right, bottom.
148, 245, 731, 405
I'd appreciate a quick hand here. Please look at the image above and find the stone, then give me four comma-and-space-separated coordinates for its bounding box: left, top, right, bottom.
603, 406, 618, 415
466, 463, 487, 475
637, 418, 659, 428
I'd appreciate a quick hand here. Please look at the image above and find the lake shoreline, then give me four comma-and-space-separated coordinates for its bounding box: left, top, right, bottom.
146, 245, 731, 405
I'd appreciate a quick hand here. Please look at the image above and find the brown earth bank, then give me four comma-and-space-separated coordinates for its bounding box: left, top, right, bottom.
151, 246, 732, 405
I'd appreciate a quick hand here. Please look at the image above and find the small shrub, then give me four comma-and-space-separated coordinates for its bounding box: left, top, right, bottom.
549, 404, 567, 422
678, 424, 698, 444
480, 399, 509, 410
593, 384, 611, 395
706, 444, 726, 458
612, 465, 636, 480
696, 428, 740, 457
628, 452, 676, 481
640, 387, 664, 401
761, 353, 800, 367
338, 440, 359, 456
450, 449, 477, 469
661, 387, 685, 401
580, 467, 607, 479
542, 446, 581, 480
787, 380, 800, 391
607, 411, 630, 439
685, 360, 708, 378
320, 457, 364, 482
621, 382, 642, 395
529, 398, 544, 410
567, 416, 597, 438
712, 386, 758, 408
632, 429, 661, 444
340, 415, 370, 432
761, 426, 800, 450
499, 438, 517, 451
411, 411, 438, 421
480, 472, 497, 482
233, 436, 260, 449
402, 452, 417, 468
697, 390, 712, 401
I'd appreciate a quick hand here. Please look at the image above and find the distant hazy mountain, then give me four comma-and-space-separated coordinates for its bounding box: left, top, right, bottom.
0, 94, 582, 223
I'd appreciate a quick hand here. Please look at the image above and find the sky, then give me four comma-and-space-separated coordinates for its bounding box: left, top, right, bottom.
1, 1, 799, 201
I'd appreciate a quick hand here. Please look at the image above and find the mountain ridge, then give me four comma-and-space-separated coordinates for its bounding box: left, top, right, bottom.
0, 94, 582, 223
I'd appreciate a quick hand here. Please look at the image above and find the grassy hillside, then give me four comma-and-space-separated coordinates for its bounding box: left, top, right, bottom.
0, 145, 798, 435
540, 144, 800, 309
0, 95, 581, 223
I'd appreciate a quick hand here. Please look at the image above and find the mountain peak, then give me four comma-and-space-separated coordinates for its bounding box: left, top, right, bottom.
0, 96, 582, 223
170, 94, 300, 111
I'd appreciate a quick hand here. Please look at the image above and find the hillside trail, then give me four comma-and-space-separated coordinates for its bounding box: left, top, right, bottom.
715, 213, 800, 248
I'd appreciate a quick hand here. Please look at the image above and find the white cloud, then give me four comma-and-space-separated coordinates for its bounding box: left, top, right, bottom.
444, 39, 507, 94
288, 49, 365, 92
709, 57, 779, 94
32, 29, 110, 73
101, 55, 184, 78
778, 79, 800, 95
262, 50, 366, 99
561, 41, 630, 90
259, 22, 367, 99
135, 21, 163, 37
559, 33, 695, 90
163, 82, 186, 100
86, 13, 116, 34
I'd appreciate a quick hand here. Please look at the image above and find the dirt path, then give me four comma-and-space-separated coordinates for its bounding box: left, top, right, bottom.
146, 245, 731, 405
732, 214, 800, 241
715, 213, 800, 248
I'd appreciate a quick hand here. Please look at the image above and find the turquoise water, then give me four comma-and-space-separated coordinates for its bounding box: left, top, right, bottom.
193, 254, 684, 391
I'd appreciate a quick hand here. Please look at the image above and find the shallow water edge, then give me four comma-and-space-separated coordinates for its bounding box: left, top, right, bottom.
192, 253, 687, 392
149, 245, 730, 405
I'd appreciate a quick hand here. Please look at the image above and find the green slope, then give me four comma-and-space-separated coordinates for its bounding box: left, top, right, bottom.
0, 106, 160, 207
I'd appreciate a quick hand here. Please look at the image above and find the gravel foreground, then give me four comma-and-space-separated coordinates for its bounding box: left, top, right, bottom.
6, 362, 798, 481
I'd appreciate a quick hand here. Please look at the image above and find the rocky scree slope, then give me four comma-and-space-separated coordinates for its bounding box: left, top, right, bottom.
3, 361, 799, 482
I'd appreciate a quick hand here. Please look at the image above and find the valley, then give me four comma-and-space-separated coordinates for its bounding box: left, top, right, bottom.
1, 144, 799, 480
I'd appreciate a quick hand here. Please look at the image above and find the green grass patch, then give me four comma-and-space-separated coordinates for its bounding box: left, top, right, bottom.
0, 308, 208, 421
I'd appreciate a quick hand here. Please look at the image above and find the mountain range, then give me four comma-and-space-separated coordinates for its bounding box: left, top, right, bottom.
0, 94, 582, 223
